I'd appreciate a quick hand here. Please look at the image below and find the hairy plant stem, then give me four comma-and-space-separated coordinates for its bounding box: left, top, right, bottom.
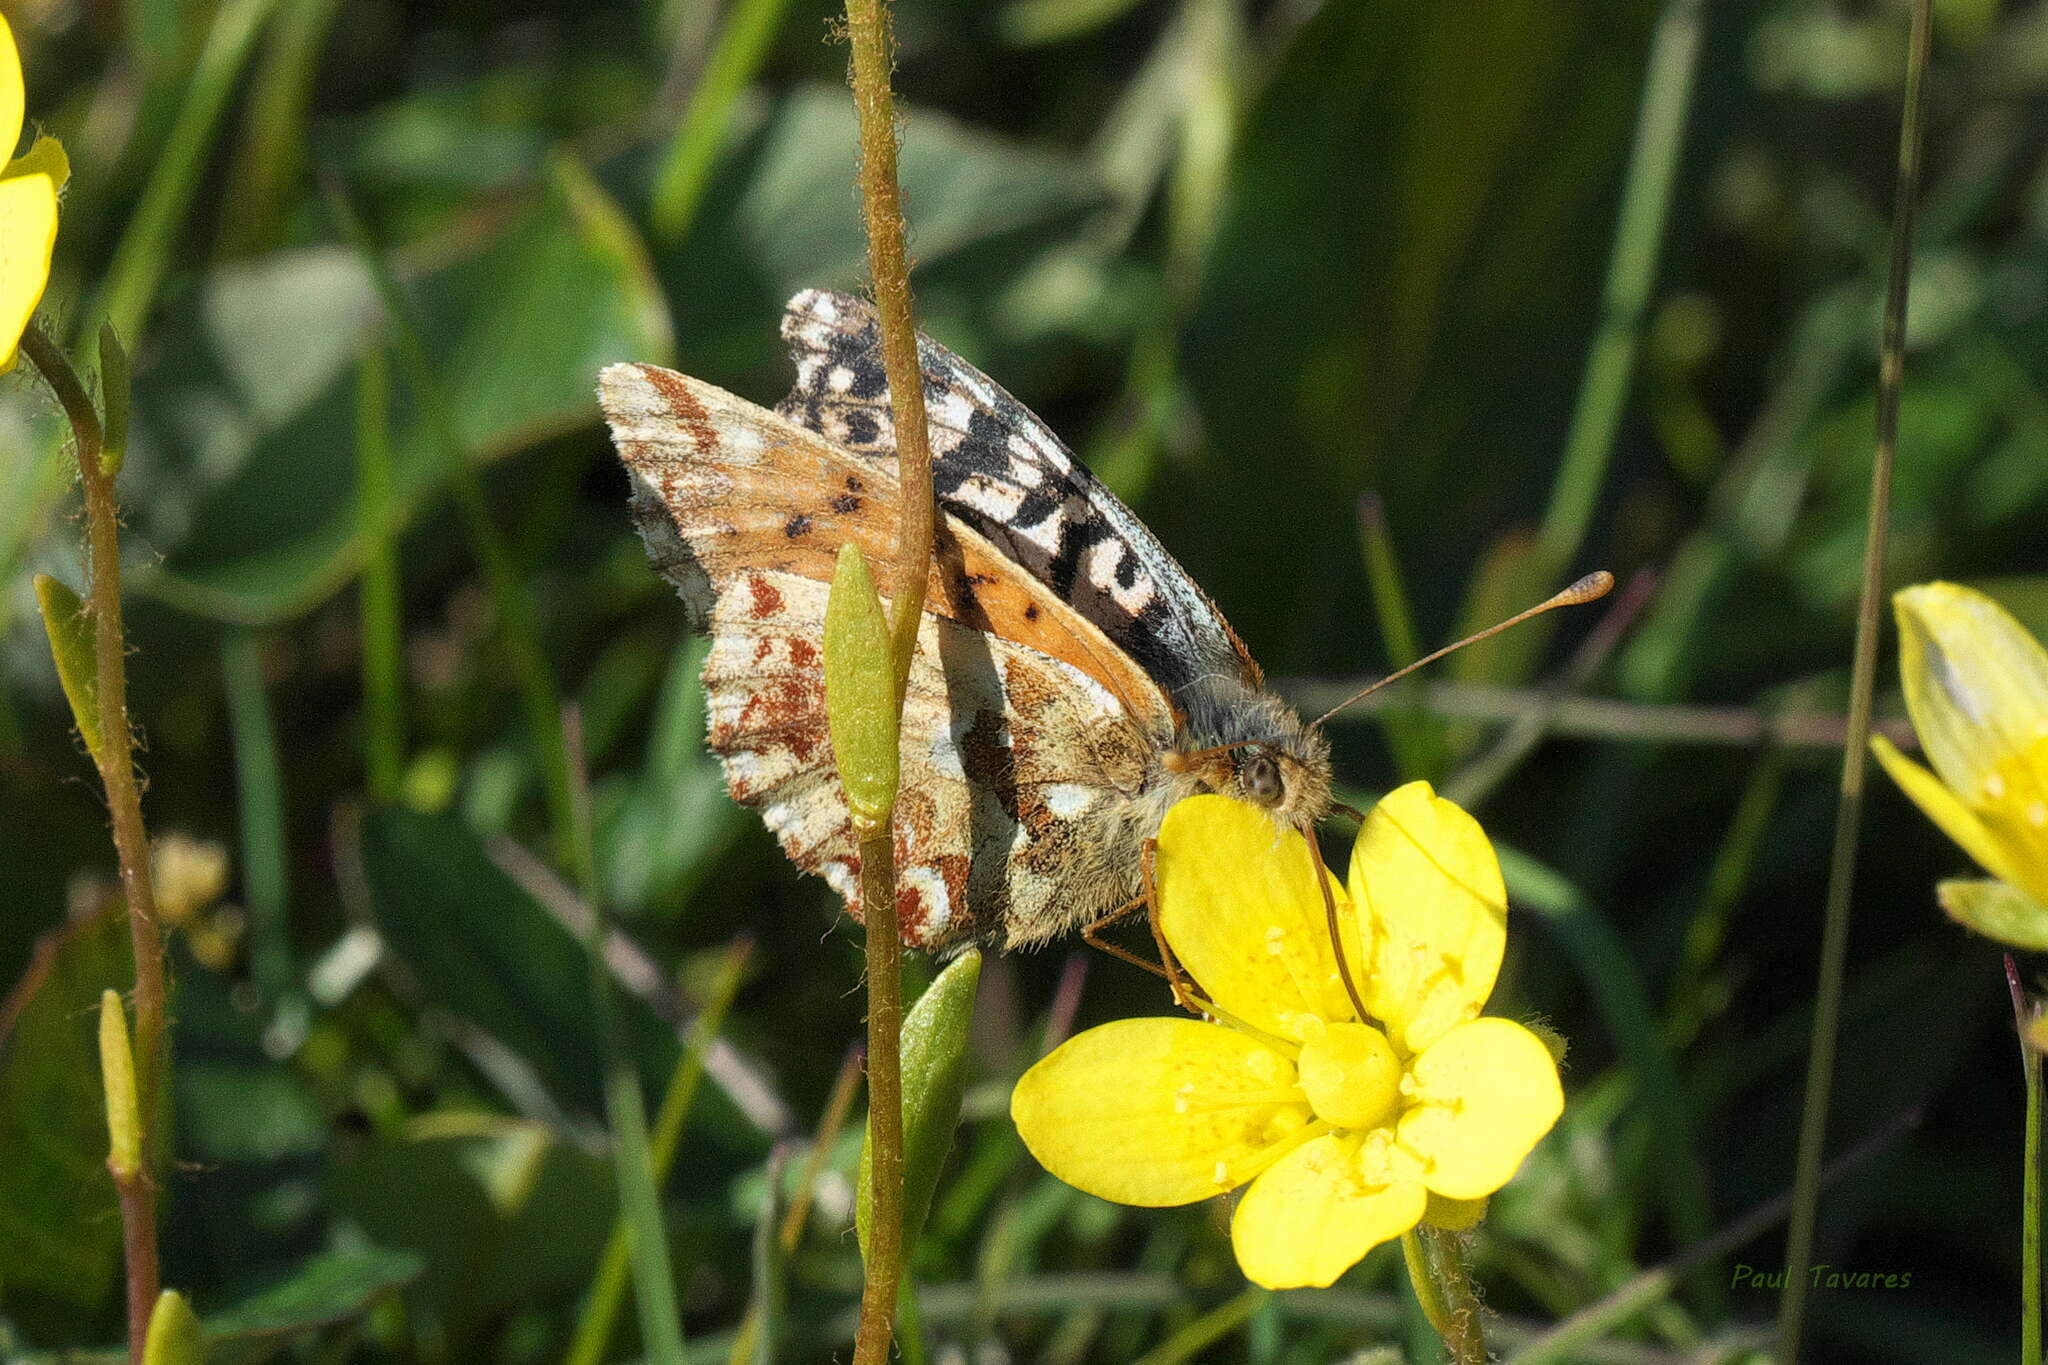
2010, 956, 2042, 1365
843, 1, 936, 1362
22, 319, 164, 1365
852, 826, 905, 1365
1774, 0, 1930, 1357
1413, 1226, 1488, 1365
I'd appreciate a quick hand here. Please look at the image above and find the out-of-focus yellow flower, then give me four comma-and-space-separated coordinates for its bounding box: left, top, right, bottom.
1873, 582, 2048, 949
0, 14, 66, 371
1011, 785, 1562, 1289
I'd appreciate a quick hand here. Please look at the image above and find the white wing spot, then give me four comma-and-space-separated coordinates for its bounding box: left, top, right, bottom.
1041, 784, 1097, 820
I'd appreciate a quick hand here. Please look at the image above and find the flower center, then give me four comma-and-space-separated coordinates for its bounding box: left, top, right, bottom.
1296, 1021, 1402, 1131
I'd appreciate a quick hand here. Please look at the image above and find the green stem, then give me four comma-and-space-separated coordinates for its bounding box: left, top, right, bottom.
2011, 956, 2042, 1365
356, 346, 404, 805
1533, 0, 1704, 581
20, 319, 165, 1365
1412, 1226, 1487, 1365
563, 707, 685, 1365
86, 0, 285, 345
565, 941, 751, 1365
842, 1, 936, 1362
220, 630, 293, 1006
1774, 1, 1930, 1358
852, 827, 906, 1365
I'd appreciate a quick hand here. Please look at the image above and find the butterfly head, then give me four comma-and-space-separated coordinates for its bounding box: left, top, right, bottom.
1166, 704, 1332, 829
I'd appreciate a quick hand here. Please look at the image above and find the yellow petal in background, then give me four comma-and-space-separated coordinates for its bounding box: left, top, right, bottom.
1937, 878, 2048, 952
1349, 782, 1506, 1055
1, 15, 23, 160
1872, 736, 2044, 903
1894, 583, 2048, 811
1399, 1017, 1563, 1201
1011, 1017, 1311, 1207
0, 168, 57, 370
1157, 795, 1363, 1042
1230, 1131, 1426, 1289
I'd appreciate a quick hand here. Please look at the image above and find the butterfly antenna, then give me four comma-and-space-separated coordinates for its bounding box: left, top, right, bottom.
1310, 570, 1615, 729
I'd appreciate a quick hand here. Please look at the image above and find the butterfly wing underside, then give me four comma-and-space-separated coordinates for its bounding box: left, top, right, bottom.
600, 362, 1174, 948
776, 289, 1261, 713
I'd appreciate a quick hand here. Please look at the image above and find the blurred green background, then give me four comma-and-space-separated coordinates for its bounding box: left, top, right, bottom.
2, 0, 2045, 1360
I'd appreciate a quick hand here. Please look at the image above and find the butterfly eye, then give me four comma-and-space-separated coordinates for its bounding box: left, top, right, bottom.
1240, 750, 1285, 808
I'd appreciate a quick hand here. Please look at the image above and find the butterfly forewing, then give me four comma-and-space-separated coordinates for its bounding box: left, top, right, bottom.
776, 289, 1262, 710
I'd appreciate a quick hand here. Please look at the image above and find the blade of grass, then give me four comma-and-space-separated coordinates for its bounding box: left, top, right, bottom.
566, 938, 753, 1365
2010, 956, 2042, 1365
85, 0, 287, 345
1774, 0, 1929, 1356
1531, 0, 1705, 587
1131, 1287, 1267, 1365
356, 346, 404, 805
216, 0, 344, 255
1357, 493, 1447, 783
1663, 751, 1784, 1049
650, 0, 795, 241
220, 631, 295, 1016
563, 705, 684, 1365
323, 179, 577, 870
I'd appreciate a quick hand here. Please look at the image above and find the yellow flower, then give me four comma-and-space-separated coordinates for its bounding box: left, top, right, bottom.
1872, 581, 2048, 949
0, 13, 67, 371
1011, 784, 1563, 1289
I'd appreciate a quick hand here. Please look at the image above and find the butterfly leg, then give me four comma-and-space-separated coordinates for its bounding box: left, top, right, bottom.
1140, 836, 1202, 1014
1081, 897, 1169, 980
1078, 844, 1202, 1013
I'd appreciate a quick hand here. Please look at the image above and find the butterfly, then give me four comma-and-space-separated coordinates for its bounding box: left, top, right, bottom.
600, 289, 1331, 954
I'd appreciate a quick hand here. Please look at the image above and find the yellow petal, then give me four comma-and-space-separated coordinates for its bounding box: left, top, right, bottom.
1937, 878, 2048, 952
1894, 583, 2048, 806
1871, 736, 2045, 901
1348, 782, 1506, 1053
1230, 1131, 1426, 1289
0, 167, 56, 371
1011, 1017, 1312, 1207
1156, 794, 1363, 1041
0, 16, 22, 161
1398, 1018, 1563, 1201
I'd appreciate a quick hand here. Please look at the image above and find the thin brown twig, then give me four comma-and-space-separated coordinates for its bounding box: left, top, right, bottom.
1775, 0, 1929, 1354
1282, 675, 1916, 753
21, 320, 164, 1365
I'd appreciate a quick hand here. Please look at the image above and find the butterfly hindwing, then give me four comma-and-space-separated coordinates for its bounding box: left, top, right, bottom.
776, 289, 1262, 712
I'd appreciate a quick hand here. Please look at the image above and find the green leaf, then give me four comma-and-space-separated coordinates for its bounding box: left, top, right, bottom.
205, 1248, 422, 1338
0, 905, 133, 1319
33, 573, 102, 762
859, 949, 981, 1261
329, 1122, 610, 1335
355, 807, 677, 1115
733, 84, 1102, 294
141, 1291, 204, 1365
140, 156, 672, 625
824, 543, 899, 832
1939, 878, 2048, 951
